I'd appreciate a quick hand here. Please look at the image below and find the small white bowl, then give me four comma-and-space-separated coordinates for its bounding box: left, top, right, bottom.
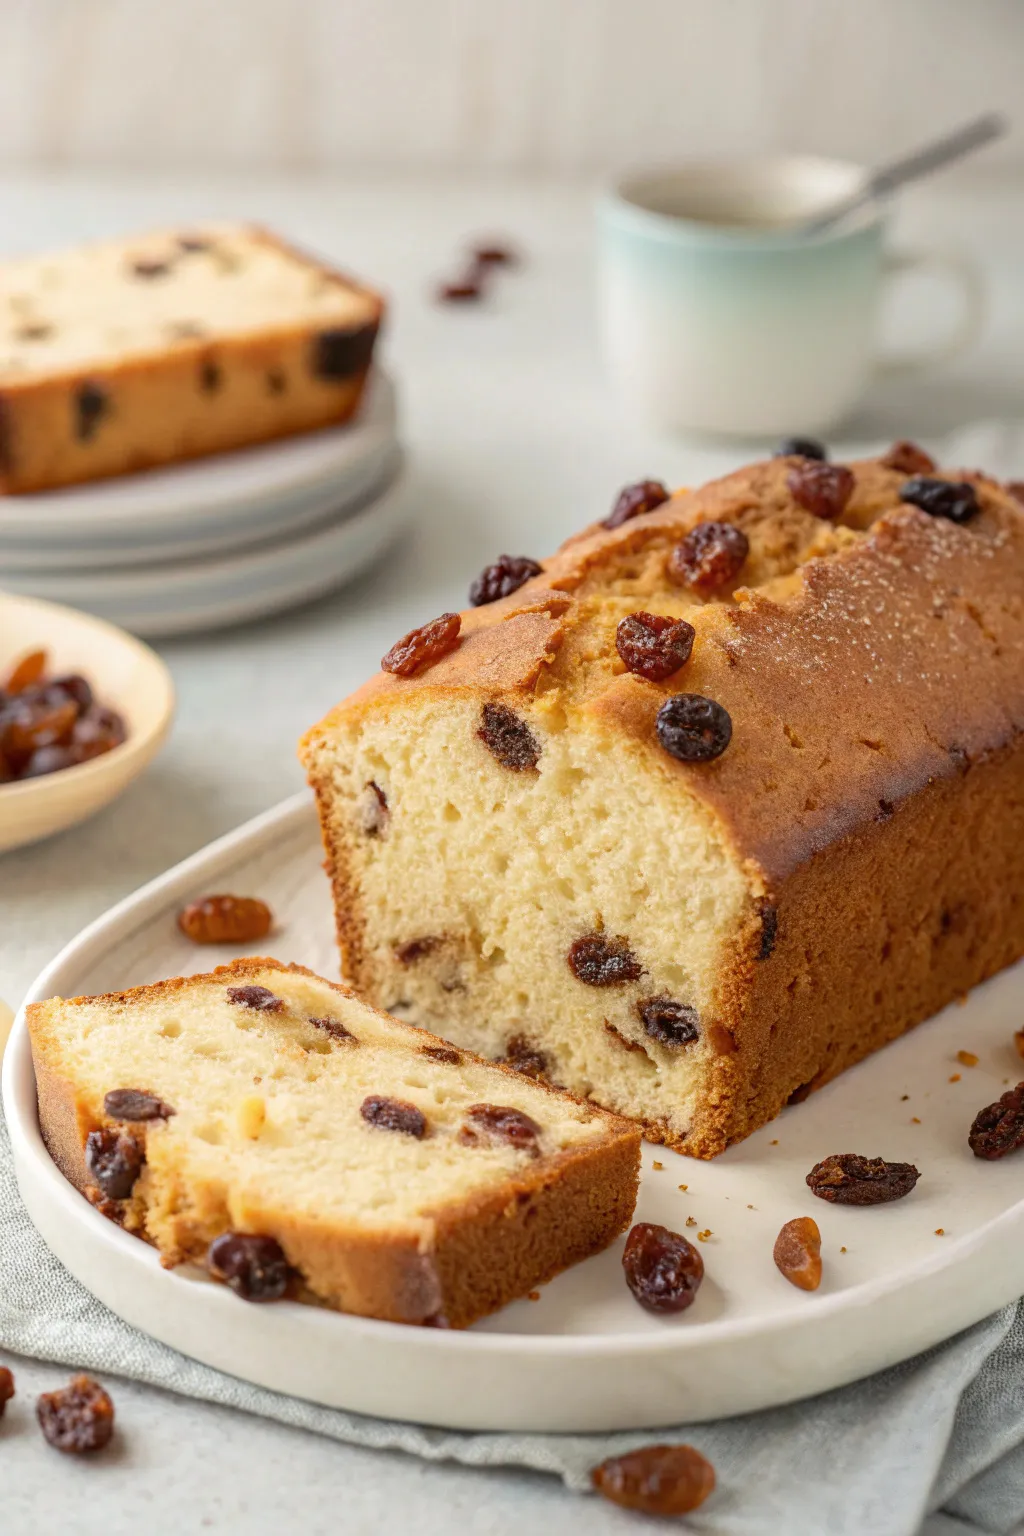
0, 592, 174, 852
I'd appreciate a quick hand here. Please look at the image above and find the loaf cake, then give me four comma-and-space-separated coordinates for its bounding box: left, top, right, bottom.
301, 446, 1024, 1158
0, 224, 383, 492
27, 958, 639, 1326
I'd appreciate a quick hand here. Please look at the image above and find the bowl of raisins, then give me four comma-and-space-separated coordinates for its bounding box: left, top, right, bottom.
0, 594, 174, 852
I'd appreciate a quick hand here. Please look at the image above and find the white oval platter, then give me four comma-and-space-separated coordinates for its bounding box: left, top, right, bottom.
0, 371, 397, 564
5, 793, 1024, 1433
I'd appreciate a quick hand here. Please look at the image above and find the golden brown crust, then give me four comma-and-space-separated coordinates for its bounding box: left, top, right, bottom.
0, 227, 384, 493
28, 957, 640, 1325
302, 452, 1024, 1157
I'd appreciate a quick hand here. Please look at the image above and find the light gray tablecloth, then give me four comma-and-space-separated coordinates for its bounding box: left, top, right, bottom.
1, 1107, 1021, 1536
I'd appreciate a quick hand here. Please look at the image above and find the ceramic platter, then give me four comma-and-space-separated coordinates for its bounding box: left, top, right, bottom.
6, 795, 1024, 1433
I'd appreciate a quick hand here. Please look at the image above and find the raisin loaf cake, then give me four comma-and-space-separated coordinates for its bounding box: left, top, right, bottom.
301, 446, 1024, 1158
0, 224, 382, 492
27, 958, 639, 1327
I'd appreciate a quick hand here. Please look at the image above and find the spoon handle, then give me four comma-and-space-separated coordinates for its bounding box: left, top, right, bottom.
802, 112, 1008, 236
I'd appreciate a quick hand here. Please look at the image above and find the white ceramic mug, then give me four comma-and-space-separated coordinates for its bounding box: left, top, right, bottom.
597, 156, 984, 438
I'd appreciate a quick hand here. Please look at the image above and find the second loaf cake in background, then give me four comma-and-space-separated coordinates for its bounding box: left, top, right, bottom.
0, 224, 383, 492
301, 449, 1024, 1158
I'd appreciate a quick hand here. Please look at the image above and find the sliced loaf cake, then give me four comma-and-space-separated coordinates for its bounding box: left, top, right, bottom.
27, 958, 640, 1327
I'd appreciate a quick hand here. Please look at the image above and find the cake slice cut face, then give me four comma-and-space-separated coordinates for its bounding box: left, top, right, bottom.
27, 959, 640, 1327
301, 451, 1024, 1157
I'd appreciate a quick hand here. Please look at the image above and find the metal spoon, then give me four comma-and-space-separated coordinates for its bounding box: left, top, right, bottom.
797, 112, 1008, 237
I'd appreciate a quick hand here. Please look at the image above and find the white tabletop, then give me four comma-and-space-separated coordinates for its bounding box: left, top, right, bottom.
2, 168, 1023, 1533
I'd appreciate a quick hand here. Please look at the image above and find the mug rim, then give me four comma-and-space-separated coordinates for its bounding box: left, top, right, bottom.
601, 154, 883, 249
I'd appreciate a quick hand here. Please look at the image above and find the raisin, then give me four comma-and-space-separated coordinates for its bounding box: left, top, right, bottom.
469, 554, 542, 606
131, 258, 171, 278
36, 1376, 114, 1454
420, 1044, 461, 1064
880, 440, 936, 475
226, 984, 284, 1012
604, 479, 670, 531
177, 894, 273, 945
2, 697, 77, 756
774, 436, 827, 461
22, 745, 76, 777
637, 996, 699, 1048
968, 1081, 1024, 1160
15, 322, 52, 341
500, 1034, 548, 1079
900, 476, 979, 524
266, 369, 287, 395
0, 1365, 14, 1416
207, 1233, 291, 1301
382, 612, 461, 677
308, 1015, 356, 1042
437, 278, 484, 302
478, 702, 541, 770
759, 902, 779, 960
806, 1153, 919, 1204
615, 612, 695, 682
592, 1444, 715, 1516
178, 235, 211, 253
103, 1088, 175, 1122
459, 1103, 540, 1151
622, 1222, 704, 1313
667, 522, 749, 595
395, 936, 442, 964
361, 1095, 427, 1138
312, 323, 379, 379
788, 460, 855, 521
567, 933, 644, 986
656, 694, 732, 762
360, 780, 389, 835
472, 243, 517, 266
85, 1127, 143, 1200
50, 674, 93, 714
773, 1217, 822, 1290
75, 381, 109, 443
71, 706, 127, 761
199, 359, 222, 394
4, 648, 47, 693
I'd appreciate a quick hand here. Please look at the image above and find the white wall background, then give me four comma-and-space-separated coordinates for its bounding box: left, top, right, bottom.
0, 0, 1021, 173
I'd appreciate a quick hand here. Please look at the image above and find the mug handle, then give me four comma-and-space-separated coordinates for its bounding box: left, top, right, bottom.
878, 248, 985, 377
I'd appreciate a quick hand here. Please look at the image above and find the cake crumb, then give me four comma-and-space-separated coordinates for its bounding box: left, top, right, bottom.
911, 1116, 922, 1124
528, 1290, 541, 1301
840, 1246, 847, 1254
747, 1203, 755, 1210
697, 1229, 712, 1242
956, 993, 968, 1006
685, 1216, 697, 1228
652, 1160, 663, 1170
956, 1051, 978, 1068
949, 1073, 961, 1083
900, 1094, 910, 1101
677, 1183, 688, 1192
934, 1229, 945, 1237
770, 1138, 779, 1146
1014, 1029, 1024, 1061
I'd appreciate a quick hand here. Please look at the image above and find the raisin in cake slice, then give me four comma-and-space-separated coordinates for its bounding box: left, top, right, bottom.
0, 223, 383, 492
26, 958, 639, 1328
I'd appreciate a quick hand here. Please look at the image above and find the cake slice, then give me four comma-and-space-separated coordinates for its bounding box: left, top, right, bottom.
300, 447, 1024, 1157
26, 958, 639, 1327
0, 224, 383, 492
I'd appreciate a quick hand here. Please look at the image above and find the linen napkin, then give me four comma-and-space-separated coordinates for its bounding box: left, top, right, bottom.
1, 1103, 1022, 1536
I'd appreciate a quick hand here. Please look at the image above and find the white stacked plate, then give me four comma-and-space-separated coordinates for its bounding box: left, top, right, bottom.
0, 372, 407, 638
